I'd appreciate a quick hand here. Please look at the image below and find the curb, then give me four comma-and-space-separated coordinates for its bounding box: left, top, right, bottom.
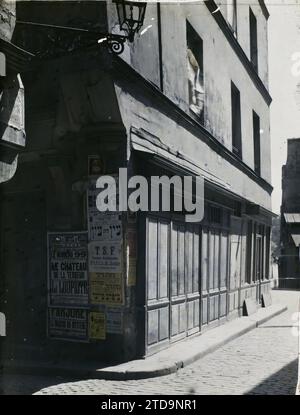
2, 305, 288, 381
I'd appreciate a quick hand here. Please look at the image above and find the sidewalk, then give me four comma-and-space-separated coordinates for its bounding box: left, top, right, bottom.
3, 303, 287, 381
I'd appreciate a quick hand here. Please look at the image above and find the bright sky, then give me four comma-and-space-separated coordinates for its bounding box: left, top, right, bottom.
268, 0, 300, 214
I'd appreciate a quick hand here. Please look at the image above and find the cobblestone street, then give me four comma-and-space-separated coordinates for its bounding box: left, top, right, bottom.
0, 290, 299, 395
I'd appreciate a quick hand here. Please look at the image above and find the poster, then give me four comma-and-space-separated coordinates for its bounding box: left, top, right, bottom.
89, 311, 106, 340
48, 232, 88, 306
90, 272, 124, 305
127, 228, 137, 257
127, 226, 137, 286
88, 212, 122, 242
128, 257, 137, 287
48, 307, 88, 341
87, 173, 121, 242
106, 307, 123, 334
88, 241, 122, 273
87, 175, 119, 215
88, 155, 106, 176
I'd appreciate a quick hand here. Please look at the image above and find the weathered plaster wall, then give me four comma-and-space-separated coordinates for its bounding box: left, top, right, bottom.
107, 1, 161, 89
235, 0, 269, 88
108, 2, 271, 186
0, 0, 16, 40
114, 80, 272, 211
0, 0, 20, 184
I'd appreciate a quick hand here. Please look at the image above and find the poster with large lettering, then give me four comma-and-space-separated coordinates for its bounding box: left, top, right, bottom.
48, 232, 88, 306
48, 307, 88, 341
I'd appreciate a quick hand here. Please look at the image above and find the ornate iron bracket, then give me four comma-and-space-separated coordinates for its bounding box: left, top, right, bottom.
15, 21, 128, 58
101, 34, 127, 55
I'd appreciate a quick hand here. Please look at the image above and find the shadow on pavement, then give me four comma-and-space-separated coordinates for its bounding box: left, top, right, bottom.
0, 372, 81, 395
246, 359, 298, 395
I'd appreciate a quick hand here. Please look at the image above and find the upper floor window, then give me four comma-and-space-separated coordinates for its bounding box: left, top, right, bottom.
249, 7, 258, 72
253, 110, 261, 175
186, 21, 204, 124
227, 0, 237, 36
231, 81, 242, 159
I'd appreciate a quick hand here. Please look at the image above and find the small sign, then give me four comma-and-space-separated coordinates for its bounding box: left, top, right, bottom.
88, 241, 122, 273
0, 312, 6, 337
89, 311, 106, 340
106, 307, 123, 334
243, 299, 257, 316
261, 292, 272, 308
0, 52, 6, 77
48, 307, 88, 341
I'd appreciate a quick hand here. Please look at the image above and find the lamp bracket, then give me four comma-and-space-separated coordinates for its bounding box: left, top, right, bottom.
16, 21, 127, 57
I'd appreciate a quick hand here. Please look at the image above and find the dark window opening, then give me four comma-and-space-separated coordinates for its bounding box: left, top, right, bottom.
249, 8, 258, 71
231, 82, 242, 158
208, 206, 222, 224
186, 21, 204, 124
253, 110, 261, 175
246, 221, 253, 284
265, 227, 271, 279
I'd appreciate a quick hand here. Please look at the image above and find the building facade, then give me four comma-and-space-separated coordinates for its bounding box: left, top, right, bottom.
0, 0, 28, 345
0, 0, 27, 184
0, 0, 273, 366
280, 138, 300, 288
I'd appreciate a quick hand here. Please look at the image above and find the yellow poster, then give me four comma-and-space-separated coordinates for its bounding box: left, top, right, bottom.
89, 312, 106, 340
90, 272, 124, 305
128, 258, 136, 287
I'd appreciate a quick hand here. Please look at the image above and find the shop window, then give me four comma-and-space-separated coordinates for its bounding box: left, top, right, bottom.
246, 221, 253, 284
253, 110, 261, 175
186, 20, 204, 123
201, 228, 208, 293
208, 206, 222, 224
265, 227, 271, 279
146, 216, 201, 349
231, 82, 242, 158
249, 7, 258, 71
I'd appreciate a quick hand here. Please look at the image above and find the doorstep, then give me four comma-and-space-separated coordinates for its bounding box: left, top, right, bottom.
2, 303, 287, 380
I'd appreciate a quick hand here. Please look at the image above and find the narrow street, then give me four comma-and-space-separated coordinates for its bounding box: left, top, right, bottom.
0, 290, 299, 395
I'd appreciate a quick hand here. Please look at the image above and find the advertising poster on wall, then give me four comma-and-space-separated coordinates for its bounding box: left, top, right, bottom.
88, 213, 122, 242
48, 232, 89, 306
106, 307, 123, 334
127, 226, 137, 287
90, 272, 124, 305
88, 241, 122, 273
87, 171, 121, 242
127, 257, 137, 287
89, 311, 106, 340
48, 307, 88, 341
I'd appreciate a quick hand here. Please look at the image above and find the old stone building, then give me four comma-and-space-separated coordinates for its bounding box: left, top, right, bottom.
0, 0, 274, 367
0, 0, 29, 348
280, 138, 300, 288
0, 0, 27, 183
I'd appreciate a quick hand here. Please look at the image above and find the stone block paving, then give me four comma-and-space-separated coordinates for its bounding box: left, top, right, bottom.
1, 290, 299, 395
